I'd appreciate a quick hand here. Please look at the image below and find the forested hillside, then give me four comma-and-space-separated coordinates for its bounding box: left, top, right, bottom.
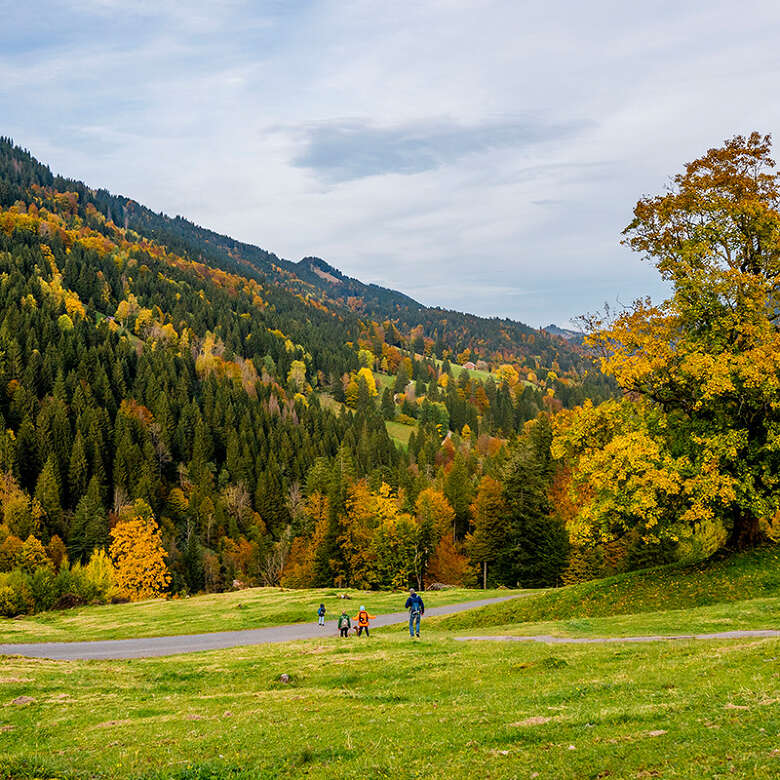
0, 137, 615, 614
5, 134, 773, 617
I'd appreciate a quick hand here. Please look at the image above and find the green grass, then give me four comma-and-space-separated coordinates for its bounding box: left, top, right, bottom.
2, 549, 780, 777
424, 354, 493, 383
373, 372, 395, 392
316, 392, 345, 415
1, 632, 778, 778
0, 587, 518, 644
385, 419, 416, 448
440, 595, 780, 639
434, 545, 780, 632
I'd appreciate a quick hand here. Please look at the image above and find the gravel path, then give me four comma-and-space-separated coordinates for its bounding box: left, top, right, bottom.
0, 594, 524, 660
455, 629, 780, 644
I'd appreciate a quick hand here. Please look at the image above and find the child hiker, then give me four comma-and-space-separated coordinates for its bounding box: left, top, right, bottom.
354, 605, 375, 637
317, 603, 326, 627
338, 610, 351, 637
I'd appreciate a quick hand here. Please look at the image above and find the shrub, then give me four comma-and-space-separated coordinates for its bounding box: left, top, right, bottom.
0, 584, 18, 616
83, 548, 116, 599
29, 567, 57, 612
0, 569, 34, 614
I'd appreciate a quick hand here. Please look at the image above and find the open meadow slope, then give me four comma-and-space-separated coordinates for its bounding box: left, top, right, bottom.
1, 550, 779, 778
431, 546, 780, 633
0, 616, 778, 779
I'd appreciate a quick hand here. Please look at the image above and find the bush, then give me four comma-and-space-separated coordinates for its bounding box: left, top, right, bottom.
0, 570, 33, 615
0, 584, 18, 616
0, 552, 118, 616
29, 567, 57, 612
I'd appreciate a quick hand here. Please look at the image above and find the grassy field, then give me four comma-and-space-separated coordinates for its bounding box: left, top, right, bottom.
435, 595, 780, 639
3, 549, 779, 778
1, 631, 778, 778
434, 546, 780, 632
316, 392, 345, 415
385, 419, 416, 448
373, 371, 396, 392
0, 587, 519, 645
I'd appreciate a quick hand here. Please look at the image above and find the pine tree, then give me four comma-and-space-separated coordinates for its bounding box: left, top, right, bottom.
68, 429, 89, 506
499, 416, 568, 587
35, 454, 62, 536
70, 476, 108, 561
380, 387, 395, 420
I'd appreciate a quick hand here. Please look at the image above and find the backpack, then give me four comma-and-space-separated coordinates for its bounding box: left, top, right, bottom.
409, 597, 422, 617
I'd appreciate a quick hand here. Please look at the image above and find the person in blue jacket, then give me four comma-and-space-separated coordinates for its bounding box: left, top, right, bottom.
405, 588, 425, 638
317, 603, 326, 627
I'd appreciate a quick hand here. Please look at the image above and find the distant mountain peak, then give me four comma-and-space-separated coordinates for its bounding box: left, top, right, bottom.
543, 324, 584, 342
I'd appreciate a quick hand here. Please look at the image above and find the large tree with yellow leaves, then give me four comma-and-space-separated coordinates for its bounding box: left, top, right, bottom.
566, 133, 780, 555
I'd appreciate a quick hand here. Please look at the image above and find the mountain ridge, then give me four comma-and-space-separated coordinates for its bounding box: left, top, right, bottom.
0, 135, 581, 369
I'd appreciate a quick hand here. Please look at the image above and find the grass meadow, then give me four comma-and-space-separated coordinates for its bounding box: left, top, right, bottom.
1, 547, 778, 778
1, 630, 778, 779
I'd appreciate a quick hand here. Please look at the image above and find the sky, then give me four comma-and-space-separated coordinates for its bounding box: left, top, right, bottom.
3, 1, 780, 327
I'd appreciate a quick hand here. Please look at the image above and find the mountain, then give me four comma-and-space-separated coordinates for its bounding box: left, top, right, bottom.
0, 137, 587, 372
542, 324, 585, 343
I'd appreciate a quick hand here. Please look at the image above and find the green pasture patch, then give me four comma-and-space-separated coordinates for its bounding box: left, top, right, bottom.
0, 631, 778, 778
385, 419, 417, 448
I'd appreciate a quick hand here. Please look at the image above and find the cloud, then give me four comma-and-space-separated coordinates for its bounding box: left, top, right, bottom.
290, 117, 588, 182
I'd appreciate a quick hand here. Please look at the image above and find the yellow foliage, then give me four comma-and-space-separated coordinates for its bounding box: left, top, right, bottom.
109, 501, 170, 601
495, 364, 520, 386
357, 367, 378, 396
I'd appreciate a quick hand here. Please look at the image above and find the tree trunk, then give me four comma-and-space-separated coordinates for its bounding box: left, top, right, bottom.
728, 512, 761, 550
483, 560, 487, 590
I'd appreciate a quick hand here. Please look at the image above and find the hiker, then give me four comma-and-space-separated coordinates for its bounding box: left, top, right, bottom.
354, 605, 375, 637
317, 603, 326, 627
338, 610, 351, 637
405, 588, 425, 638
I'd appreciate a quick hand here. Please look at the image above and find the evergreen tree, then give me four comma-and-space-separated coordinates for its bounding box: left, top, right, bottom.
498, 416, 568, 587
35, 453, 63, 537
68, 429, 89, 506
69, 476, 108, 561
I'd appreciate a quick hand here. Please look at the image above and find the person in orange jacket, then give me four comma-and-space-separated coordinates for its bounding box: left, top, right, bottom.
353, 605, 375, 637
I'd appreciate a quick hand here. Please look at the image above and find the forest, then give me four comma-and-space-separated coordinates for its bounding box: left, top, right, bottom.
0, 133, 777, 616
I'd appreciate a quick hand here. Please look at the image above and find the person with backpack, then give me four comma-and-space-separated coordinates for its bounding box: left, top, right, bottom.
337, 610, 351, 637
353, 605, 375, 637
405, 588, 425, 638
317, 603, 326, 627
